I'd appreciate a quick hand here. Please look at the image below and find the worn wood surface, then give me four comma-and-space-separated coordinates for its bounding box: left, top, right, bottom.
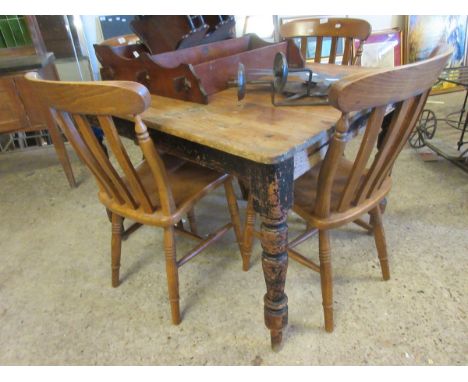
138, 64, 372, 166
140, 88, 340, 164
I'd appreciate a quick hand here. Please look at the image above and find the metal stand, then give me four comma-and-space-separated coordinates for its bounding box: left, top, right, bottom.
409, 66, 468, 172
229, 52, 334, 106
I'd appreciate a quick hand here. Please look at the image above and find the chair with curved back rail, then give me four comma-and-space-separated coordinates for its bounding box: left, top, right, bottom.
25, 73, 245, 325
280, 17, 372, 66
241, 49, 451, 332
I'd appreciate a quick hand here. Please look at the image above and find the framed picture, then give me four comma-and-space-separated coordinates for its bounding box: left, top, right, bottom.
356, 28, 402, 68
404, 15, 468, 93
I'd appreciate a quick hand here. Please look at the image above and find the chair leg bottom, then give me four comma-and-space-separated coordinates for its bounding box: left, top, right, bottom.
323, 305, 334, 333
242, 256, 251, 272
370, 206, 391, 281
111, 268, 120, 288
170, 301, 181, 325
164, 226, 181, 325
111, 213, 123, 288
319, 229, 334, 333
380, 259, 390, 281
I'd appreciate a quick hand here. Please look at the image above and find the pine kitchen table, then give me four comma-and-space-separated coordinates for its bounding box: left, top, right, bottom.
116, 62, 374, 350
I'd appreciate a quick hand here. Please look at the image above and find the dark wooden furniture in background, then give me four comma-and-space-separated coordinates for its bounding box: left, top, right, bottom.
25, 73, 245, 325
0, 16, 75, 187
130, 15, 235, 55
242, 50, 451, 333
280, 17, 372, 65
94, 34, 304, 104
35, 16, 80, 59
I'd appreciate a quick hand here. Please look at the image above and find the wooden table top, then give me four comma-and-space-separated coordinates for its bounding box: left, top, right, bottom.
141, 63, 375, 164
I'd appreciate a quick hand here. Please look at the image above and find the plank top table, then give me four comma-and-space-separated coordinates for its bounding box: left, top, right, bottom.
119, 62, 374, 350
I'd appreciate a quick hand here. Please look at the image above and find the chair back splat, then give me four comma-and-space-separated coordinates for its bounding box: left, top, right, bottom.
280, 18, 371, 65
24, 73, 172, 216
314, 49, 452, 224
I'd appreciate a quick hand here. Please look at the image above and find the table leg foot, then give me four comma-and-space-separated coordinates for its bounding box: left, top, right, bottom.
270, 330, 283, 351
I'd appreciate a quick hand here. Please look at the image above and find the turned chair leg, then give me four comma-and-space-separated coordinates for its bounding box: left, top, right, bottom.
241, 193, 256, 271
111, 213, 123, 287
370, 206, 390, 280
224, 180, 245, 267
187, 208, 198, 235
163, 226, 181, 325
319, 229, 334, 332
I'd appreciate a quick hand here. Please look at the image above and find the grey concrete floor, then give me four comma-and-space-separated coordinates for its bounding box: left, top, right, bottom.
0, 93, 467, 365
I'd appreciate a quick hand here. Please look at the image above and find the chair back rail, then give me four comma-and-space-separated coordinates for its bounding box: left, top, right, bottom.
314, 49, 452, 218
280, 18, 371, 65
24, 72, 174, 215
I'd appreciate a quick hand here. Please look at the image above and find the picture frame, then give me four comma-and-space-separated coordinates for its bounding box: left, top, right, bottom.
404, 15, 468, 94
355, 28, 402, 68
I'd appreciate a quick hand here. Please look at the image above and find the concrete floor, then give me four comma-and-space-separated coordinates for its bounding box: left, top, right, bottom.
0, 93, 467, 365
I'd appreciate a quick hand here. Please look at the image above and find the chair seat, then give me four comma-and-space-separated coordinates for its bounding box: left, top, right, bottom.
293, 157, 392, 229
135, 158, 227, 209
293, 157, 356, 215
99, 154, 228, 225
159, 152, 186, 173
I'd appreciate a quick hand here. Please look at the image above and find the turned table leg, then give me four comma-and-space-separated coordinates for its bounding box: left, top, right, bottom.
260, 213, 289, 350
251, 158, 293, 350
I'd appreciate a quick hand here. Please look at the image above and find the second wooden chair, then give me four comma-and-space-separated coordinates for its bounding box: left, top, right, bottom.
25, 73, 246, 325
241, 49, 451, 332
280, 17, 372, 65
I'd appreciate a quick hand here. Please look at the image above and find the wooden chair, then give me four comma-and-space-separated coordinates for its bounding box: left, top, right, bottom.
280, 17, 371, 65
242, 50, 451, 332
24, 73, 245, 325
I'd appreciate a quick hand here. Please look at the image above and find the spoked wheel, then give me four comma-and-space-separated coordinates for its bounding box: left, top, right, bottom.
409, 109, 437, 148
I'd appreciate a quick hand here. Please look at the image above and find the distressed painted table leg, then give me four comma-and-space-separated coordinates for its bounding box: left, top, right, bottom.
260, 213, 289, 350
251, 158, 293, 350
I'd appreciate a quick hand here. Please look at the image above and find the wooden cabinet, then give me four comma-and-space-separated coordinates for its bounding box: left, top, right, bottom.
0, 16, 76, 187
0, 55, 57, 134
0, 55, 76, 188
0, 75, 28, 133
